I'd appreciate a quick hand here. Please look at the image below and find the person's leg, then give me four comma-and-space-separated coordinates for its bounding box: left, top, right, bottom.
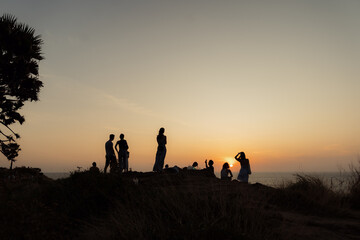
124, 155, 128, 172
153, 150, 161, 171
104, 156, 110, 173
119, 157, 122, 173
159, 148, 166, 170
109, 155, 117, 173
245, 174, 249, 183
120, 150, 127, 172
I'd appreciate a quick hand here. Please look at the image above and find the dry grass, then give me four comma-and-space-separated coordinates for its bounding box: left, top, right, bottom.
0, 165, 359, 240
78, 177, 279, 240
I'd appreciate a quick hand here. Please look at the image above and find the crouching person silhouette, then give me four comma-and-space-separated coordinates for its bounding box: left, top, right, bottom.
90, 162, 100, 174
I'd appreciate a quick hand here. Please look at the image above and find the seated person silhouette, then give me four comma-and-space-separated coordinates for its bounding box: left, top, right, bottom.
205, 159, 214, 174
221, 162, 233, 180
90, 162, 100, 174
187, 162, 198, 170
164, 164, 180, 173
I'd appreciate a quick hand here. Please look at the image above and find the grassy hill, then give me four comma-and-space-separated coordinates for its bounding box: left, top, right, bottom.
0, 167, 359, 240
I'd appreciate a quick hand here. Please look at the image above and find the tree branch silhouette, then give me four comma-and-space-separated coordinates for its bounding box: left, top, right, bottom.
0, 14, 44, 169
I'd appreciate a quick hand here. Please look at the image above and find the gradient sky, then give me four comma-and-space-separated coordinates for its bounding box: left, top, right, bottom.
1, 0, 359, 173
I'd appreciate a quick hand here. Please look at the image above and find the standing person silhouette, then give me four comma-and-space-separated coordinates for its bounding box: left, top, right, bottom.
153, 127, 167, 172
115, 134, 129, 172
235, 152, 251, 183
104, 134, 116, 173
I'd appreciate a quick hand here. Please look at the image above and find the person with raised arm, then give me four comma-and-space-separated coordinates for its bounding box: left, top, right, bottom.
205, 159, 214, 174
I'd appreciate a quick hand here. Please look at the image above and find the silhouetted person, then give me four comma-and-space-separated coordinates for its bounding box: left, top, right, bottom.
205, 159, 214, 174
235, 152, 251, 183
188, 162, 198, 170
90, 162, 100, 174
104, 134, 116, 173
221, 162, 233, 180
115, 133, 129, 172
164, 164, 180, 173
153, 127, 167, 172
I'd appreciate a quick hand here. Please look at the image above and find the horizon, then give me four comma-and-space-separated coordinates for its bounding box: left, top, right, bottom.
1, 1, 359, 173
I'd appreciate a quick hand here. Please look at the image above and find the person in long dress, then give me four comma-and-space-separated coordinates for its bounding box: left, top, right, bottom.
153, 127, 167, 172
235, 152, 251, 183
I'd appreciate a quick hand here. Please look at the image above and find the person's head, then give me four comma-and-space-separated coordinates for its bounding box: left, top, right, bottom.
92, 162, 97, 167
109, 134, 115, 141
165, 164, 169, 169
159, 127, 165, 135
240, 152, 246, 159
120, 133, 124, 139
192, 162, 198, 168
209, 160, 214, 166
222, 162, 229, 169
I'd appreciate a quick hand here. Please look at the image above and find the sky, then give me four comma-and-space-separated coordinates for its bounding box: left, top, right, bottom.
1, 0, 359, 173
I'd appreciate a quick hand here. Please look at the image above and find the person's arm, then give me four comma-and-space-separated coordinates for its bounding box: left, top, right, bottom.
164, 136, 167, 145
234, 153, 240, 161
114, 141, 119, 153
110, 142, 116, 156
229, 170, 233, 178
125, 140, 129, 150
205, 159, 208, 168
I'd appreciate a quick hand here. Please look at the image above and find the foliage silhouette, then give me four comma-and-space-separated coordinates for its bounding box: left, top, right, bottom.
0, 14, 43, 169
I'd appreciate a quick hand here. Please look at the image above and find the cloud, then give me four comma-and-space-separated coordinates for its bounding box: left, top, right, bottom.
39, 72, 190, 126
103, 94, 157, 118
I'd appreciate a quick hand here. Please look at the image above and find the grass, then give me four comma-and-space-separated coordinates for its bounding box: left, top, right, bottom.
78, 177, 279, 240
348, 161, 360, 209
272, 174, 346, 216
0, 164, 359, 239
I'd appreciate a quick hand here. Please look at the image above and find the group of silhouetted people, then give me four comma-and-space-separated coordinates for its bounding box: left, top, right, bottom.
100, 127, 252, 183
105, 133, 129, 173
221, 152, 251, 182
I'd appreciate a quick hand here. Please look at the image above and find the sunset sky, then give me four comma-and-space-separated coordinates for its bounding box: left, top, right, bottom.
1, 0, 359, 173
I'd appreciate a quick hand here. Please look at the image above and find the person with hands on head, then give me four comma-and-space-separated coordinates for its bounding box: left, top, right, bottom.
235, 152, 251, 183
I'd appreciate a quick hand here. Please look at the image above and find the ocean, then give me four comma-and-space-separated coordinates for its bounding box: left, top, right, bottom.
44, 171, 352, 189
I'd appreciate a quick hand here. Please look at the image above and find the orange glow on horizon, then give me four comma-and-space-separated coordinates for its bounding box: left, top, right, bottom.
224, 157, 236, 166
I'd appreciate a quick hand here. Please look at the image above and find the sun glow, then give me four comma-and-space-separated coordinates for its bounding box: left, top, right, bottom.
224, 157, 235, 166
